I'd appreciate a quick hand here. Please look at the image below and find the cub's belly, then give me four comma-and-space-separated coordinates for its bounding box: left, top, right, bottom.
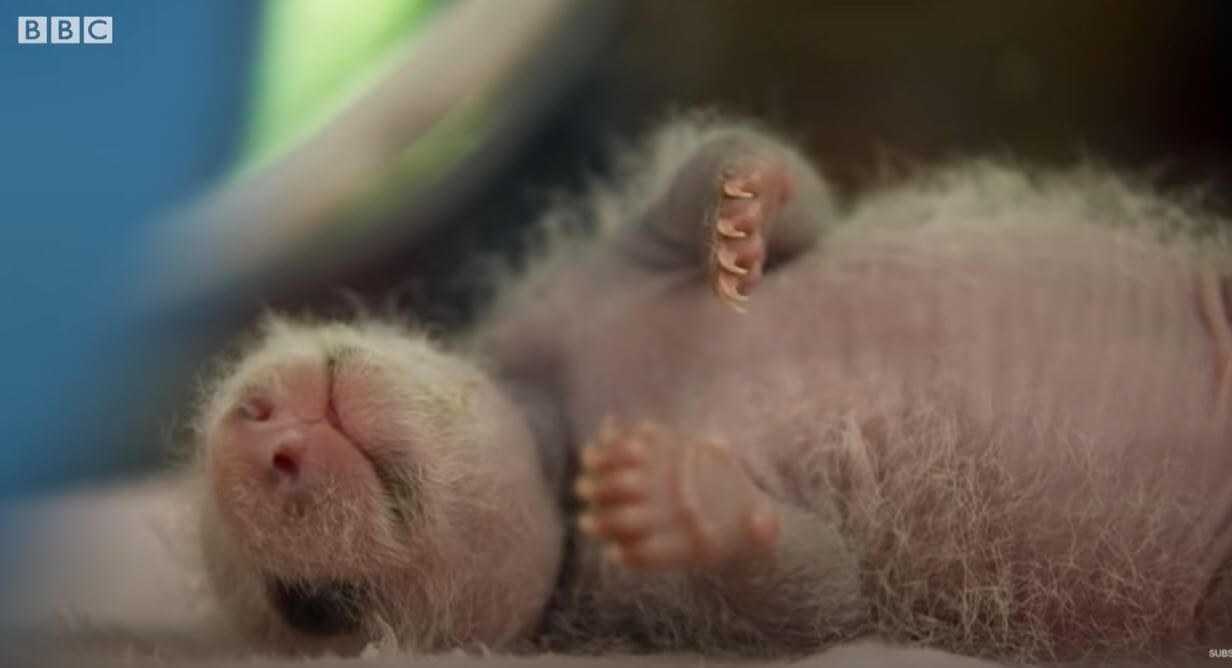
788, 228, 1232, 574
567, 224, 1232, 620
771, 228, 1232, 648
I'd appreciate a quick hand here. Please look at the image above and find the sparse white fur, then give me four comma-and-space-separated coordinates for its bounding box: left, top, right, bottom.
189, 116, 1232, 667
192, 316, 562, 654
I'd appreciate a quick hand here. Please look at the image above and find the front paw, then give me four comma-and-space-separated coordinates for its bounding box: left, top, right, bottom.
573, 420, 780, 571
710, 159, 794, 313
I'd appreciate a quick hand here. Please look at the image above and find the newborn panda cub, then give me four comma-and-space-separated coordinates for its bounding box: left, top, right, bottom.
195, 320, 560, 653
194, 117, 1232, 665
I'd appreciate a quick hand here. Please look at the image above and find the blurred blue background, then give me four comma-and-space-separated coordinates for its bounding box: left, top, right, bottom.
0, 2, 258, 494
0, 0, 610, 497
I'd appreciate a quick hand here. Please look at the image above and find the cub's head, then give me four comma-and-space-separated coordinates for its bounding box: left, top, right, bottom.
191, 316, 561, 654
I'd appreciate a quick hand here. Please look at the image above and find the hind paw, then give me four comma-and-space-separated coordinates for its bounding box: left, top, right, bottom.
573, 419, 779, 571
710, 160, 794, 313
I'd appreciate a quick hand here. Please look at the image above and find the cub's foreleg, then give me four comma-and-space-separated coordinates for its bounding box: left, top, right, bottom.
618, 123, 837, 311
571, 420, 866, 653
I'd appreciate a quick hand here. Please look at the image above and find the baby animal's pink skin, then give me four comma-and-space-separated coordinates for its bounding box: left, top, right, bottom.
194, 322, 563, 652
196, 117, 1232, 666
574, 420, 781, 570
481, 120, 1232, 662
208, 360, 378, 574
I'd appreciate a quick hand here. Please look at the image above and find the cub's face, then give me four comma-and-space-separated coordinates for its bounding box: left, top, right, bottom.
193, 317, 562, 653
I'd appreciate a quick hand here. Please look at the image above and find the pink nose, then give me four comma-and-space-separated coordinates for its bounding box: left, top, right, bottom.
212, 362, 368, 494
234, 396, 310, 480
267, 435, 308, 482
271, 445, 301, 477
205, 362, 390, 575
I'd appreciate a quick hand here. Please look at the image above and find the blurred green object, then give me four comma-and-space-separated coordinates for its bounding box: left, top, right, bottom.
241, 0, 443, 169
148, 0, 608, 314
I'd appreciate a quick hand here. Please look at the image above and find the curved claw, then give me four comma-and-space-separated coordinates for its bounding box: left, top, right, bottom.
715, 248, 748, 276
715, 218, 748, 240
574, 476, 596, 502
577, 512, 598, 534
722, 180, 755, 199
715, 275, 749, 314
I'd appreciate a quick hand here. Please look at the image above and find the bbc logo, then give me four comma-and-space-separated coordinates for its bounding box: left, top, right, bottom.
17, 16, 113, 44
